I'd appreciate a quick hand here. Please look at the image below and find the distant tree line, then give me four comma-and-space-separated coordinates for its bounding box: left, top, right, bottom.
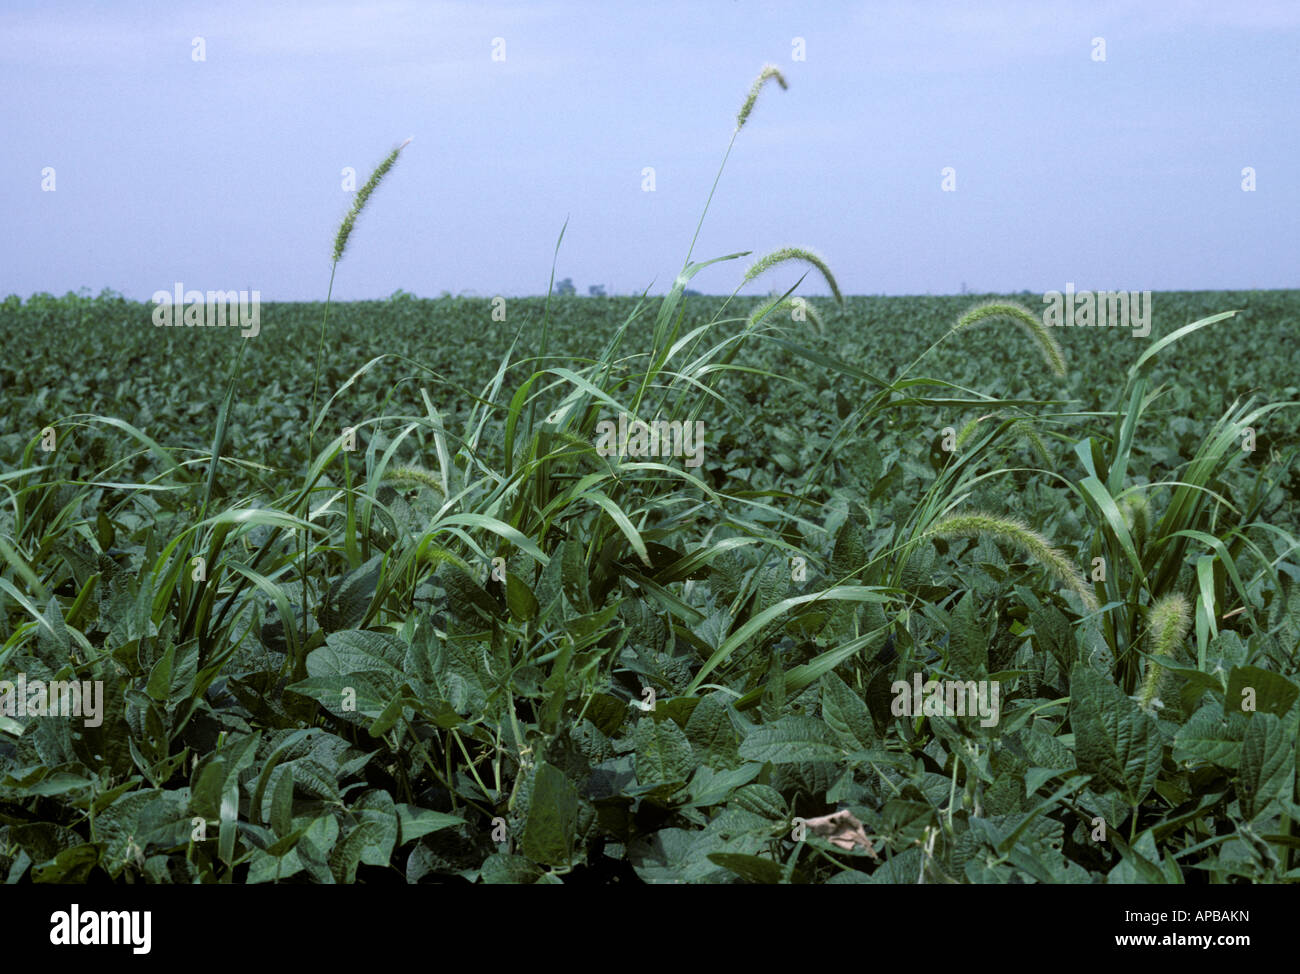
554, 278, 607, 296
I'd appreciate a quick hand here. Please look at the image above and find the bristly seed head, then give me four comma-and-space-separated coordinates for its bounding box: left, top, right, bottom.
953, 415, 986, 451
951, 415, 1051, 465
1010, 419, 1051, 466
952, 301, 1067, 379
747, 296, 825, 335
382, 463, 443, 494
744, 247, 843, 307
1119, 491, 1152, 549
925, 510, 1099, 611
736, 64, 788, 131
1138, 593, 1192, 711
332, 137, 413, 264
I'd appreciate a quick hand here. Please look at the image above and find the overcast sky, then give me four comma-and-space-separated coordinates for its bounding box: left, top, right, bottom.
2, 0, 1296, 300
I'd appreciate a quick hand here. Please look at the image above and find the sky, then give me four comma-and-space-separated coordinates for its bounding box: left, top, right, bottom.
2, 0, 1297, 301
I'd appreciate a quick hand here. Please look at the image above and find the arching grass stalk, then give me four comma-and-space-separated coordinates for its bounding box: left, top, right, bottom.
736, 64, 787, 130
953, 415, 1051, 466
898, 301, 1067, 385
924, 510, 1099, 611
794, 301, 1065, 501
698, 247, 842, 416
744, 247, 844, 307
948, 303, 1065, 378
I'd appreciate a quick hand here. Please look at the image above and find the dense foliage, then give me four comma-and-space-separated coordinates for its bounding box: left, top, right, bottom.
1, 65, 1297, 884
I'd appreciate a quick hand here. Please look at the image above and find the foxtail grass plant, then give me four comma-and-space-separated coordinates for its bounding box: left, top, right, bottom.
923, 510, 1099, 611
790, 298, 1068, 503
1138, 592, 1191, 711
746, 295, 826, 335
7, 59, 1299, 885
683, 64, 787, 266
1069, 316, 1300, 690
945, 301, 1066, 379
736, 64, 787, 131
313, 137, 413, 456
299, 138, 412, 654
744, 247, 844, 307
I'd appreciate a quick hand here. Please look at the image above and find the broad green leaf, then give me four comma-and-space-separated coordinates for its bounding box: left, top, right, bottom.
480, 853, 544, 884
1225, 666, 1299, 719
1172, 704, 1246, 769
680, 763, 764, 807
522, 763, 580, 867
684, 693, 741, 768
352, 789, 399, 866
820, 672, 877, 750
707, 852, 784, 884
948, 591, 988, 677
32, 844, 101, 883
1238, 713, 1295, 821
307, 629, 408, 682
738, 716, 843, 764
634, 716, 694, 785
271, 768, 295, 838
729, 783, 788, 821
1069, 664, 1161, 807
395, 805, 465, 845
505, 571, 538, 621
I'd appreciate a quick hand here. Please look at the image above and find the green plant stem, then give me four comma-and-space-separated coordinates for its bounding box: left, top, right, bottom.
309, 261, 338, 463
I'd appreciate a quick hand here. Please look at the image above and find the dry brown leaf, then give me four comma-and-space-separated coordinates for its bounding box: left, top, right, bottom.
804, 810, 878, 858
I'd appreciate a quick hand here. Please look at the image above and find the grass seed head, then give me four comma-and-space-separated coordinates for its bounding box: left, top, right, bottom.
953, 301, 1067, 379
736, 64, 788, 131
926, 510, 1098, 610
332, 137, 412, 264
1011, 419, 1051, 466
382, 463, 444, 495
747, 296, 825, 335
744, 246, 844, 307
1119, 492, 1151, 549
1139, 592, 1192, 711
954, 415, 985, 451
